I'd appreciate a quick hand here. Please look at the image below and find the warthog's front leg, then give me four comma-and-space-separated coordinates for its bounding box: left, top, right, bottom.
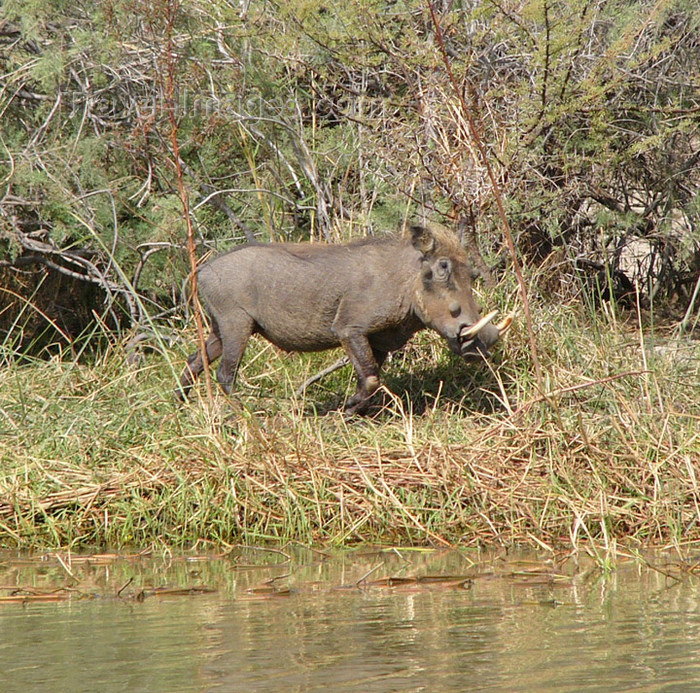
339, 334, 384, 415
176, 310, 253, 400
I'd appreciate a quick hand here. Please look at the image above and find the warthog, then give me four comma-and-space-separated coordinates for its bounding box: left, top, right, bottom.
178, 222, 511, 413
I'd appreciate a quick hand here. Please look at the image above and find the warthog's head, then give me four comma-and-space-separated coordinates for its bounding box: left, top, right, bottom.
409, 223, 512, 360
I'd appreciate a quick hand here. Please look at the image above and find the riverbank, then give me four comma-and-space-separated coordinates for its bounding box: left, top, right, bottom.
1, 303, 698, 552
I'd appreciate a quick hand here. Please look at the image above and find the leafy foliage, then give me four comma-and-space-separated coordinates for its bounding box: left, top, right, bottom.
1, 0, 698, 351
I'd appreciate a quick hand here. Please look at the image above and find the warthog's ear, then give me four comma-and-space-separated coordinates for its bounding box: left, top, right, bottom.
409, 224, 436, 257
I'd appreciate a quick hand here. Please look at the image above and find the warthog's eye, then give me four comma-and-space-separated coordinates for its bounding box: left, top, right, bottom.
435, 257, 452, 280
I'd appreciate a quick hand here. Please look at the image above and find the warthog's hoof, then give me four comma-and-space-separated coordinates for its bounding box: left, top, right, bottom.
343, 395, 372, 416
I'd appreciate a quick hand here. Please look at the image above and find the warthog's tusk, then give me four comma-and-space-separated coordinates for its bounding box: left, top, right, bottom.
460, 309, 499, 340
495, 314, 514, 336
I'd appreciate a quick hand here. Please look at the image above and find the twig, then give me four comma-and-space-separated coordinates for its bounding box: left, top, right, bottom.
117, 577, 134, 597
678, 272, 700, 335
355, 562, 384, 586
295, 356, 350, 397
53, 553, 76, 580
511, 371, 650, 418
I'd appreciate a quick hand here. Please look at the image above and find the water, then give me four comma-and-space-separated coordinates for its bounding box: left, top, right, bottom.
1, 548, 700, 692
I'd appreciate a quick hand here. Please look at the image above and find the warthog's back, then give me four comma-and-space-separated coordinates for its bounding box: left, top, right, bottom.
198, 238, 419, 352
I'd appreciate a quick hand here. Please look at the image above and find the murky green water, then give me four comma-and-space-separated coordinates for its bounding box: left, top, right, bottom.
1, 548, 700, 692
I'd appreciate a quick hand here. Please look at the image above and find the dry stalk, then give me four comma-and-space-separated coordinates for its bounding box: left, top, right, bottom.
428, 1, 545, 395
160, 0, 214, 405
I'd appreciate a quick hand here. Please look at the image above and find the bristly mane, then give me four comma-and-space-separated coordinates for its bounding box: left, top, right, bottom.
404, 221, 468, 262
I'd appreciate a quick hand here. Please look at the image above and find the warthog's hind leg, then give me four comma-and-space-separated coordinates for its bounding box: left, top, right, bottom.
176, 320, 223, 401
214, 311, 255, 395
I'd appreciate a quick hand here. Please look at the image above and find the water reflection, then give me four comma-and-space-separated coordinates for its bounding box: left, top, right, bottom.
1, 549, 700, 692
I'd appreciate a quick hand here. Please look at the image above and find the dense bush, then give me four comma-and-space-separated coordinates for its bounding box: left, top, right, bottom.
1, 0, 698, 352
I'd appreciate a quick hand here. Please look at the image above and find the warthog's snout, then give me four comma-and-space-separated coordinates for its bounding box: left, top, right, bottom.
458, 312, 514, 360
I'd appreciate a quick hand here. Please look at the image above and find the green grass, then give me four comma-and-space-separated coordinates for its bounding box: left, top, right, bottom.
0, 298, 698, 554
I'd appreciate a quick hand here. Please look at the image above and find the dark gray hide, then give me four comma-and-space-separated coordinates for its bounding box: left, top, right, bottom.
178, 223, 507, 413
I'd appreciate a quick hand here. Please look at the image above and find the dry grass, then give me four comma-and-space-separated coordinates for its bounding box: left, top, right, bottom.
0, 300, 698, 556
